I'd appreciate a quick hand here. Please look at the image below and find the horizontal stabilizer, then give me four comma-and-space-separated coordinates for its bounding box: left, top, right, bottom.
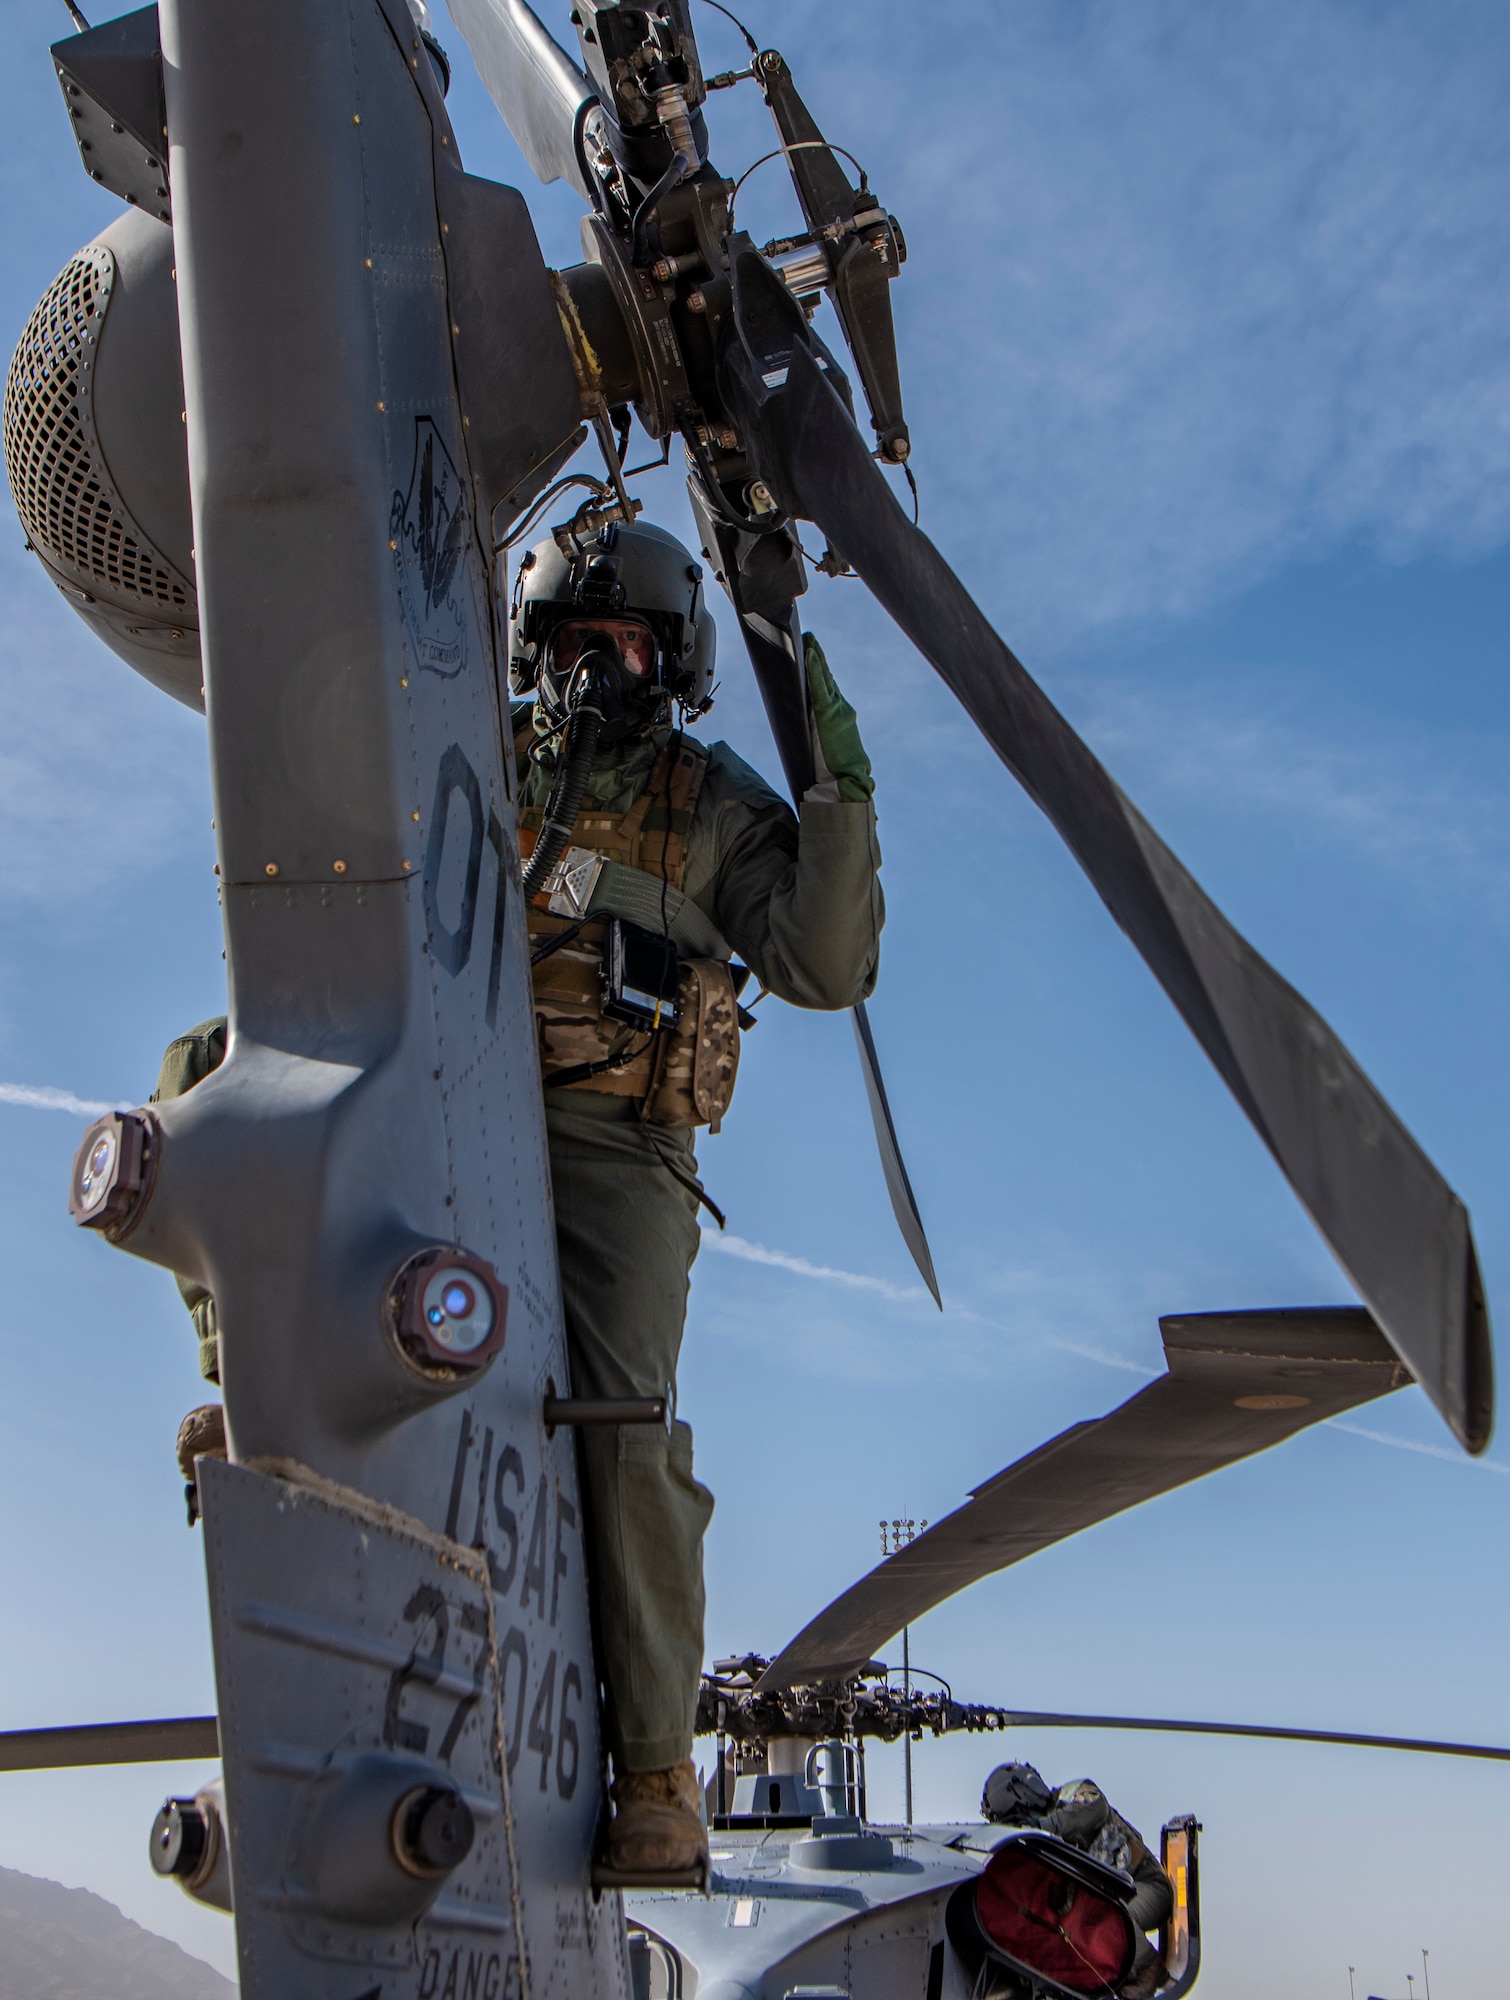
759, 1307, 1407, 1689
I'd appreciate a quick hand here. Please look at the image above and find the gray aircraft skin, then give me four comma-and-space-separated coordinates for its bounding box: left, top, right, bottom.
618, 1763, 1200, 2000
3, 0, 1502, 1995
26, 0, 623, 1994
629, 1822, 1034, 2000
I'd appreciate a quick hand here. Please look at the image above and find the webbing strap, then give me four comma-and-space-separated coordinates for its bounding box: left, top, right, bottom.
584, 860, 730, 960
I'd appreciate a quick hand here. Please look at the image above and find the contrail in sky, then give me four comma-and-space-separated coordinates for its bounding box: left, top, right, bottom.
699, 1228, 930, 1302
1327, 1419, 1510, 1475
703, 1226, 1161, 1378
0, 1082, 119, 1117
12, 1093, 1509, 1476
701, 1226, 1510, 1473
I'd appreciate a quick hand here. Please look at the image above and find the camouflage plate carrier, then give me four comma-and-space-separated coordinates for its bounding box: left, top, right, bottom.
515, 721, 741, 1131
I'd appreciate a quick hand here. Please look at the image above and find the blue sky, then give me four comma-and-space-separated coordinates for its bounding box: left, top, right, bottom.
2, 0, 1509, 1992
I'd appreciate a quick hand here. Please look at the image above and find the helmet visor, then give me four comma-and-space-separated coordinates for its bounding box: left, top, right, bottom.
554, 617, 657, 678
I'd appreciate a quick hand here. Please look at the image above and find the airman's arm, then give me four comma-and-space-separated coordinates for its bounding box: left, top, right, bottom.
688, 643, 884, 1011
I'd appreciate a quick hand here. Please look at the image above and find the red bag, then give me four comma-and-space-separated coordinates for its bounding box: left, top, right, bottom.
973, 1841, 1135, 1994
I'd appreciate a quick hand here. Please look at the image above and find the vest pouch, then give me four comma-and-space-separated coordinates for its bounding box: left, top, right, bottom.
641, 959, 741, 1131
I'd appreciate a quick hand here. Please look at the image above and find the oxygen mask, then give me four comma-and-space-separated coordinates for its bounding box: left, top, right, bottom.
542, 615, 664, 743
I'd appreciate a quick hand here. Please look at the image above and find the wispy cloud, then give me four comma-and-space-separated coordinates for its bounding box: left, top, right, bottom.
1078, 682, 1510, 908
1328, 1419, 1510, 1477
0, 1082, 119, 1117
1017, 1332, 1159, 1381
0, 551, 209, 905
701, 1223, 1165, 1381
703, 1225, 1510, 1474
770, 0, 1510, 653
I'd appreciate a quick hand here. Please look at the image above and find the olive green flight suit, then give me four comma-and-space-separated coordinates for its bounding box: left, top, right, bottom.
514, 708, 883, 1772
153, 1018, 227, 1380
155, 716, 883, 1777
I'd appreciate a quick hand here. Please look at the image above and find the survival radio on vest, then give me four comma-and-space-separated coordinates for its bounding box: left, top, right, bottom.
605, 919, 682, 1034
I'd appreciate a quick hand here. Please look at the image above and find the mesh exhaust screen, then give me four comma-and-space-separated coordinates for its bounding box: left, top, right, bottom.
3, 246, 189, 611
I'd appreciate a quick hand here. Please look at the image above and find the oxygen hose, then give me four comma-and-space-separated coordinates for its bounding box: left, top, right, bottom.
520, 661, 609, 901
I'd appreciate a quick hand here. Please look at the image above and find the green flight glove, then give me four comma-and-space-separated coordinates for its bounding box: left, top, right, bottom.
805, 632, 874, 804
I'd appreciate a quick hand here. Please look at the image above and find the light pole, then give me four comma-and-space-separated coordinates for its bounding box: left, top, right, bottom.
1347, 1969, 1355, 2000
1421, 1950, 1431, 2000
1407, 1974, 1416, 2000
882, 1517, 928, 1827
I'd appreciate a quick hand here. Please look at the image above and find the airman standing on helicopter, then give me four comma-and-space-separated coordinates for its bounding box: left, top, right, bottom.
503, 516, 882, 1874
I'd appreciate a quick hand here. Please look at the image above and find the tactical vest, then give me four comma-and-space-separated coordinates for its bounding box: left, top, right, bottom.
515, 720, 742, 1129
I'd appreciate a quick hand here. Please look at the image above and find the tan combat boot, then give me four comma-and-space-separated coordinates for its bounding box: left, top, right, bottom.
606, 1758, 708, 1877
177, 1404, 227, 1475
177, 1404, 227, 1525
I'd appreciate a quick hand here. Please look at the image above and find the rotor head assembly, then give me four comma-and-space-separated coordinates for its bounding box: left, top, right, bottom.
570, 0, 708, 186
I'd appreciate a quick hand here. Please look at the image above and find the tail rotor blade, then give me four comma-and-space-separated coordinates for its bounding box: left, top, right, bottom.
719, 247, 1492, 1456
444, 0, 596, 197
689, 482, 941, 1303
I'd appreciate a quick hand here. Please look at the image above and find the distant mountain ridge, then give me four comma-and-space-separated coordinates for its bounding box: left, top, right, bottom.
0, 1861, 235, 1999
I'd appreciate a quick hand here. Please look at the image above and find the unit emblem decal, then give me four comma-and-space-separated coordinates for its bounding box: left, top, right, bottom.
391, 417, 472, 678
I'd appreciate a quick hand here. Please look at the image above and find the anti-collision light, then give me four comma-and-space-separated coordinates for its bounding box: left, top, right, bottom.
386, 1245, 507, 1378
68, 1110, 158, 1241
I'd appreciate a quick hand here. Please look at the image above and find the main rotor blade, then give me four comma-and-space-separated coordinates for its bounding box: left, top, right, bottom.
719, 247, 1492, 1457
759, 1306, 1406, 1688
980, 1711, 1510, 1765
0, 1717, 220, 1771
443, 0, 595, 198
688, 483, 941, 1304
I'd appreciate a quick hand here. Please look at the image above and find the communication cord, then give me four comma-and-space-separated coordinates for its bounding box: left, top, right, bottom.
521, 663, 609, 900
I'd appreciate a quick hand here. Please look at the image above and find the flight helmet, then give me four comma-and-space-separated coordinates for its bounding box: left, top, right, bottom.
509, 518, 715, 740
1047, 1779, 1111, 1847
981, 1762, 1054, 1824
